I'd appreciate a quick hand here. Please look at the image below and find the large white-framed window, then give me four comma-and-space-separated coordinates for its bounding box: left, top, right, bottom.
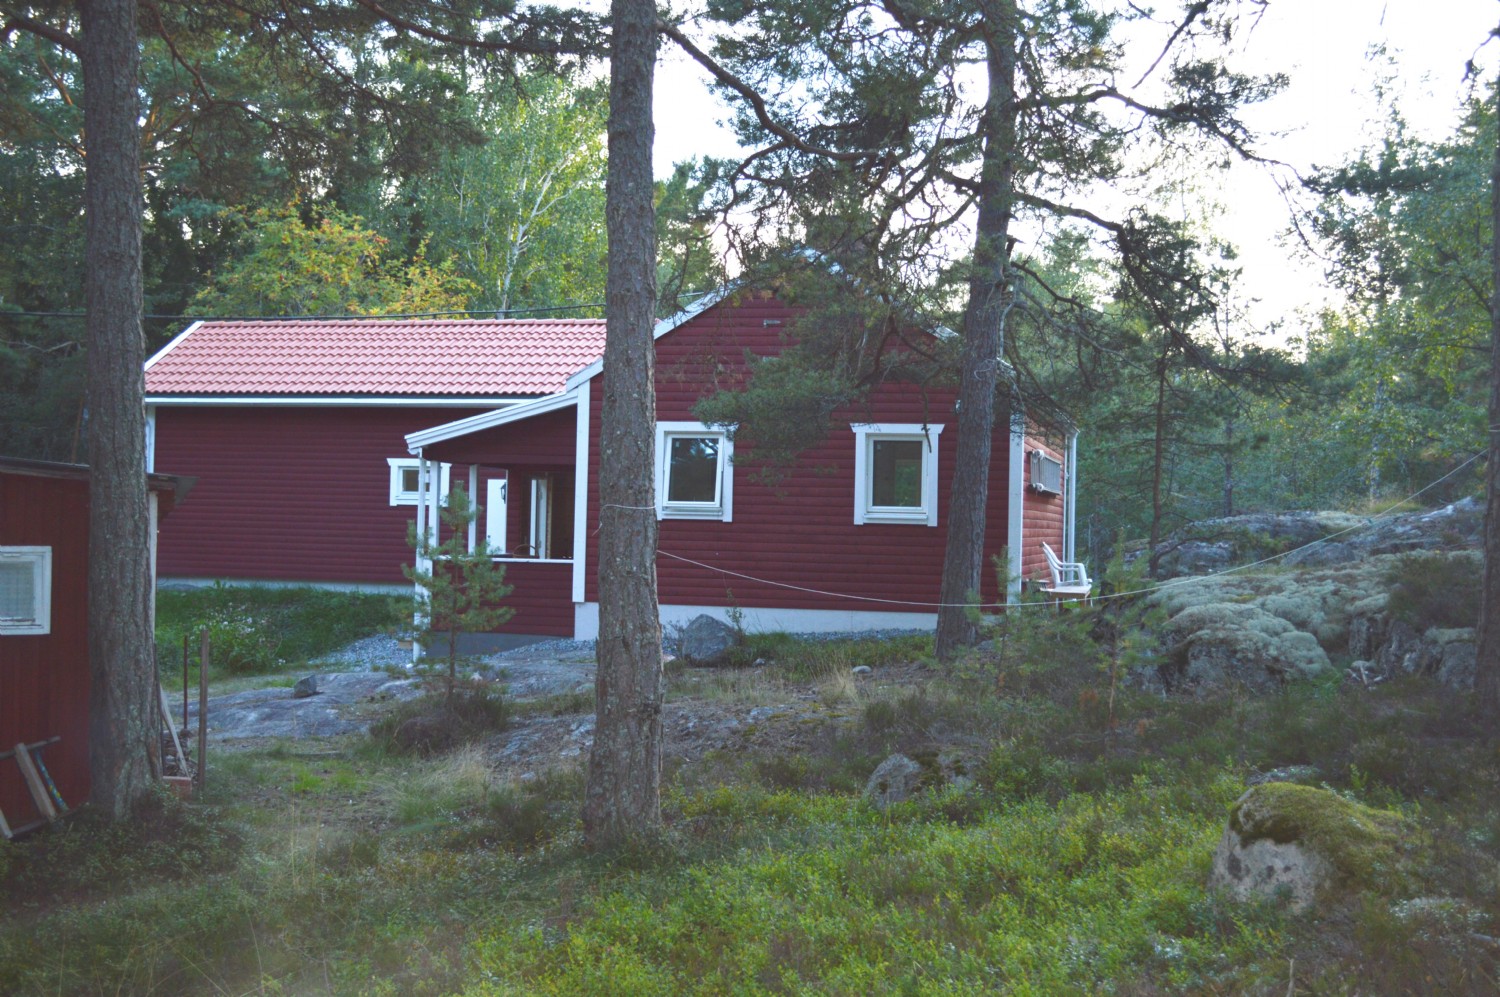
0, 546, 52, 636
851, 423, 944, 526
655, 421, 734, 521
388, 458, 451, 506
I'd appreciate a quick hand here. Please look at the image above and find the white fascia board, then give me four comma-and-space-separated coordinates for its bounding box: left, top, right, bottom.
143, 321, 204, 371
1007, 413, 1026, 603
571, 383, 591, 604
145, 395, 529, 408
405, 388, 579, 453
563, 285, 737, 392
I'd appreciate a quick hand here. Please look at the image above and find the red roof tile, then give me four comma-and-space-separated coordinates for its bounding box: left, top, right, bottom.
144, 319, 607, 397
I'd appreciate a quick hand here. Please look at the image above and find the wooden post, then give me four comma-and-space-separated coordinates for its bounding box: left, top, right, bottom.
182, 632, 189, 730
197, 628, 209, 790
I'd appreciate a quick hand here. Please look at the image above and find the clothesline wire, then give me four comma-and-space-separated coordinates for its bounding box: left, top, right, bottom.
656, 451, 1484, 613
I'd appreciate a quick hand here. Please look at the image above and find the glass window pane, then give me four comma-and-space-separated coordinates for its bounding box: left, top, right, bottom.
872, 440, 923, 507
0, 560, 35, 621
667, 436, 720, 503
401, 467, 420, 493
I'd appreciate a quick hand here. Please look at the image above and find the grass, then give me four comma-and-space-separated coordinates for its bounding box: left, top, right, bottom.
4, 617, 1499, 995
156, 583, 406, 680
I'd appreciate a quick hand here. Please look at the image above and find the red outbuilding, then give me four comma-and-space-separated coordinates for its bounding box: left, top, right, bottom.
0, 457, 191, 828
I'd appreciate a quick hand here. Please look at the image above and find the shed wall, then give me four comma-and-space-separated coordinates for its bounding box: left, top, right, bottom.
0, 472, 91, 822
1020, 435, 1068, 586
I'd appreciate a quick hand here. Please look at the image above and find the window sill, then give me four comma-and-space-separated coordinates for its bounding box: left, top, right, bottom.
659, 505, 728, 521
858, 508, 934, 526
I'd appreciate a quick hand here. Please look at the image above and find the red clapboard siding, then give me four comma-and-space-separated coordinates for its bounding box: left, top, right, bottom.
1020, 435, 1067, 584
426, 406, 577, 466
584, 292, 1014, 611
154, 405, 487, 585
486, 561, 573, 636
0, 471, 91, 821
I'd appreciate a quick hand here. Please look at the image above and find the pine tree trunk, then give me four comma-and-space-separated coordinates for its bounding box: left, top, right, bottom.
935, 2, 1017, 661
80, 0, 157, 820
1473, 75, 1500, 719
583, 0, 663, 848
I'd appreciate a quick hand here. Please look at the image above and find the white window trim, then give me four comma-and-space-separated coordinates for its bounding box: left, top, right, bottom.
0, 546, 52, 636
388, 457, 450, 506
655, 421, 734, 522
851, 423, 944, 526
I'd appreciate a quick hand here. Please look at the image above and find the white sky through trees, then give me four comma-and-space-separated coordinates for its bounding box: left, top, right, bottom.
650, 1, 1499, 333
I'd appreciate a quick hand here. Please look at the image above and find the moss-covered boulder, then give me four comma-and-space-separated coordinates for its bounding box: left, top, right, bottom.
1209, 783, 1418, 912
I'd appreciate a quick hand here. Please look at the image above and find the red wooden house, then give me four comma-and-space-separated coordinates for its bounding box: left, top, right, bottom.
0, 457, 191, 825
144, 318, 608, 590
404, 288, 1080, 641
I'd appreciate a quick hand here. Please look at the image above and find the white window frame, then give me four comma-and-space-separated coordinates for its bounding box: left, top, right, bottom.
0, 546, 52, 636
851, 423, 944, 526
655, 421, 734, 521
388, 457, 450, 506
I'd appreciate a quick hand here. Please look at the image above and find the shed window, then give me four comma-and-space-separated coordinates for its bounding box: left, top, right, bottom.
656, 422, 733, 521
851, 423, 944, 526
0, 546, 51, 636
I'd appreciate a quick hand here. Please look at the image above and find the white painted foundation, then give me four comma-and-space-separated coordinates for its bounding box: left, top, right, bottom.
572, 601, 938, 641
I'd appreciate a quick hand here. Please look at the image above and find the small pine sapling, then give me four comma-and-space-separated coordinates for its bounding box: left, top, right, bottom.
1096, 539, 1166, 730
404, 487, 514, 702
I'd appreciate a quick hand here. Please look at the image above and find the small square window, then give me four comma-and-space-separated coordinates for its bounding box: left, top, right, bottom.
656, 422, 733, 520
389, 458, 451, 506
0, 546, 51, 636
851, 424, 944, 526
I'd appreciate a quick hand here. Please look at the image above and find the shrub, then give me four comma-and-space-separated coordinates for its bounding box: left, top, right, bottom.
369, 684, 509, 756
1385, 550, 1482, 629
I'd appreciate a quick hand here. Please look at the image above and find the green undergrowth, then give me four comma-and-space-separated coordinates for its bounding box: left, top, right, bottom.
4, 621, 1500, 994
156, 584, 406, 678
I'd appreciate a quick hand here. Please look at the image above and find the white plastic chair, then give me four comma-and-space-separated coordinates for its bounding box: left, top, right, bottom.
1041, 542, 1092, 603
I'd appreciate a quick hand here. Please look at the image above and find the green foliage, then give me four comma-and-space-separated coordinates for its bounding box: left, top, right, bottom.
393, 75, 608, 315
193, 202, 476, 318
405, 487, 515, 700
154, 584, 406, 678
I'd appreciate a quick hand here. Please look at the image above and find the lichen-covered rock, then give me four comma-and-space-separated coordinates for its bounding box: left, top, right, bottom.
1163, 603, 1332, 692
864, 753, 924, 810
1210, 783, 1415, 911
1283, 541, 1360, 567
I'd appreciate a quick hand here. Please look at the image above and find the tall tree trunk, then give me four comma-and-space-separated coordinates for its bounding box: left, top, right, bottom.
1474, 75, 1500, 719
934, 0, 1017, 661
583, 0, 663, 847
80, 0, 156, 819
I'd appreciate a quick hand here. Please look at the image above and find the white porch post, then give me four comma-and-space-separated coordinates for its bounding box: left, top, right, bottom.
467, 463, 479, 553
1007, 413, 1026, 604
1065, 430, 1079, 563
412, 453, 432, 664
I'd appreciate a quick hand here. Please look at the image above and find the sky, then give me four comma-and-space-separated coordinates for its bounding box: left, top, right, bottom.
650, 1, 1500, 334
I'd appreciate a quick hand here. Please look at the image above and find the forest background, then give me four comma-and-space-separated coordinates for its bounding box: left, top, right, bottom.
1, 2, 1496, 561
